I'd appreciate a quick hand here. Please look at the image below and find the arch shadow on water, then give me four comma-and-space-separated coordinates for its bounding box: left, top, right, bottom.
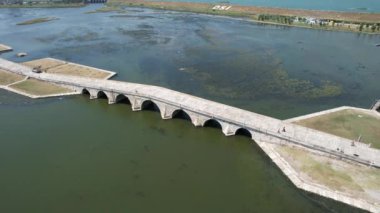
203, 119, 222, 129
234, 128, 252, 139
97, 91, 108, 99
115, 94, 131, 105
171, 109, 192, 122
82, 88, 90, 96
141, 100, 161, 113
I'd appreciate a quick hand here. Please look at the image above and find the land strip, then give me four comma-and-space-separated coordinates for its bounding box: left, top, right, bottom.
17, 17, 58, 25
0, 69, 25, 85
258, 141, 380, 212
9, 78, 73, 97
287, 106, 380, 149
0, 44, 12, 53
107, 0, 380, 34
22, 58, 116, 79
1, 57, 116, 98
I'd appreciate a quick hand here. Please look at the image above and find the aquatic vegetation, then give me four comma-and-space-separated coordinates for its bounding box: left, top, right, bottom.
178, 47, 342, 100
16, 17, 58, 25
85, 5, 126, 14
61, 31, 100, 42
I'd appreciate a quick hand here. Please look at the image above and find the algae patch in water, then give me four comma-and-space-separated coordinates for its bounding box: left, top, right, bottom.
178, 47, 342, 100
17, 17, 58, 25
85, 5, 126, 14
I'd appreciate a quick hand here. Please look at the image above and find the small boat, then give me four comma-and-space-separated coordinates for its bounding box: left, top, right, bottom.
16, 52, 27, 57
376, 44, 380, 47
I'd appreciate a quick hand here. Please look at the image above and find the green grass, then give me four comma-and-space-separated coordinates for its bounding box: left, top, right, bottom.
0, 70, 25, 86
17, 17, 58, 25
295, 109, 380, 149
10, 79, 72, 96
278, 146, 363, 192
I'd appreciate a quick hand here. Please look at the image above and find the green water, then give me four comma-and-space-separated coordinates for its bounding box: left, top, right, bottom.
0, 5, 378, 212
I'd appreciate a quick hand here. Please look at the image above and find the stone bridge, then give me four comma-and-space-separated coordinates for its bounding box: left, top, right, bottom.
1, 58, 380, 168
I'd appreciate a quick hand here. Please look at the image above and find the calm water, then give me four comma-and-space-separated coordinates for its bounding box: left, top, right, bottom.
0, 5, 378, 212
153, 0, 380, 12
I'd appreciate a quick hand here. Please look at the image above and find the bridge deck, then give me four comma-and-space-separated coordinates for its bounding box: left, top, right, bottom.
1, 57, 379, 168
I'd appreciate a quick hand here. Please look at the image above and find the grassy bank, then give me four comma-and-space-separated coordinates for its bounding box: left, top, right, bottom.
275, 145, 380, 204
105, 0, 380, 34
17, 17, 58, 25
9, 78, 72, 96
0, 70, 25, 86
22, 58, 115, 79
294, 109, 380, 149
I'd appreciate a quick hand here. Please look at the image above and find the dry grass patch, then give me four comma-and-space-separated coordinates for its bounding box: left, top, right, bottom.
47, 63, 111, 79
0, 69, 25, 86
275, 145, 380, 203
10, 78, 72, 96
294, 109, 380, 149
277, 146, 363, 192
22, 58, 113, 79
22, 58, 66, 70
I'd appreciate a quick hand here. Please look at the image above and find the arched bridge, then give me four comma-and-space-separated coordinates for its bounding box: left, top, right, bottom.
1, 58, 380, 168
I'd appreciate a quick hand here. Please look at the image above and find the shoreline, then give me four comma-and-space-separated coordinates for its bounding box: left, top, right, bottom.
106, 0, 380, 34
257, 141, 380, 213
0, 3, 85, 8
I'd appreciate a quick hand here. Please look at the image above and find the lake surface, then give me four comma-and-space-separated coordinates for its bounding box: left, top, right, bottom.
0, 5, 378, 212
152, 0, 380, 12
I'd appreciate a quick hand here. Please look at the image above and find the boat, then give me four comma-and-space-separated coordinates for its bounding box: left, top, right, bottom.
16, 52, 27, 57
376, 44, 380, 47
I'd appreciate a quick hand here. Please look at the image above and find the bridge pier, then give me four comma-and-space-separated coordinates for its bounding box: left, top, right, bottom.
129, 96, 147, 111
186, 112, 208, 127
220, 122, 240, 136
158, 104, 178, 120
87, 89, 98, 99
104, 91, 120, 104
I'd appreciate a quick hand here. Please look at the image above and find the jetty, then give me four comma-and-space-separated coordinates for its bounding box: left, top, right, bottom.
1, 57, 379, 212
0, 44, 12, 53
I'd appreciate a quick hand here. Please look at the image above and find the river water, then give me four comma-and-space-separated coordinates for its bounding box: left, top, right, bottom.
0, 5, 378, 212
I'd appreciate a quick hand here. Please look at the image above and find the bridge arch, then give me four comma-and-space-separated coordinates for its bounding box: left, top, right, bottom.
234, 128, 252, 138
141, 99, 162, 114
203, 119, 223, 129
115, 94, 131, 104
97, 91, 108, 99
81, 88, 98, 99
171, 109, 193, 122
82, 88, 90, 95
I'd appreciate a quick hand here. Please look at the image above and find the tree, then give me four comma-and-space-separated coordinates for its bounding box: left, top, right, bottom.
371, 25, 376, 32
359, 24, 363, 31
